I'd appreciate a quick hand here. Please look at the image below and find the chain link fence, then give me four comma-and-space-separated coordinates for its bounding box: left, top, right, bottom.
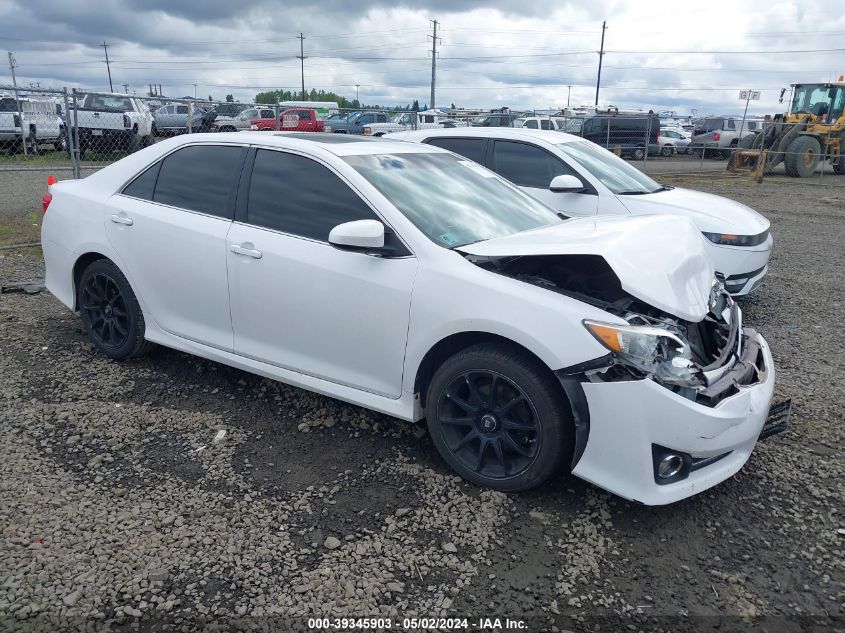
3, 88, 845, 244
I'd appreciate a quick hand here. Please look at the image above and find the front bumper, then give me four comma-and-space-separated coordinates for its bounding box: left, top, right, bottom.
708, 234, 773, 296
570, 330, 775, 505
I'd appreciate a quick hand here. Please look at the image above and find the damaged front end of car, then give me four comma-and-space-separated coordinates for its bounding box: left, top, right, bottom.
467, 253, 766, 408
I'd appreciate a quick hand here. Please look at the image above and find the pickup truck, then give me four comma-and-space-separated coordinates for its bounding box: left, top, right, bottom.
213, 106, 275, 132
362, 109, 463, 136
74, 93, 154, 158
0, 96, 66, 154
249, 108, 324, 132
324, 111, 390, 134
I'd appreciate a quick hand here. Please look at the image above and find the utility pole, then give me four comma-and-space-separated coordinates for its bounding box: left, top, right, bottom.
192, 83, 197, 99
122, 83, 129, 94
594, 21, 606, 106
101, 41, 113, 92
355, 83, 360, 103
428, 20, 440, 110
297, 33, 307, 101
567, 85, 572, 108
7, 52, 25, 154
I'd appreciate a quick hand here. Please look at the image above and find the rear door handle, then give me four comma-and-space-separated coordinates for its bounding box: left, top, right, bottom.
230, 244, 262, 259
110, 214, 133, 226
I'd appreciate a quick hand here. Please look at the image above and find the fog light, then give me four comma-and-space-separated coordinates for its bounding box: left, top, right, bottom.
657, 454, 684, 479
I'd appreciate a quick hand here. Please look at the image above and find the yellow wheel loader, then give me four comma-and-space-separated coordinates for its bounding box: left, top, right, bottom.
730, 79, 845, 178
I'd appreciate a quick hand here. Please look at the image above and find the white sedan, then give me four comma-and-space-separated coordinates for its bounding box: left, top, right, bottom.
387, 128, 773, 296
41, 132, 778, 505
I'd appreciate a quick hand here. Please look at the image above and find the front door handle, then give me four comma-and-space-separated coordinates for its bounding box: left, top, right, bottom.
231, 244, 262, 259
110, 214, 133, 226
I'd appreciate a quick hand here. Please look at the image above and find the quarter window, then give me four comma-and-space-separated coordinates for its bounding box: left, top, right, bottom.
492, 140, 573, 189
153, 145, 244, 218
426, 137, 487, 164
122, 162, 162, 200
246, 149, 378, 241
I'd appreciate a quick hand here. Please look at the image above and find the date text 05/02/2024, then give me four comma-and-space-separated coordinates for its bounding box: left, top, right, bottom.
307, 617, 527, 630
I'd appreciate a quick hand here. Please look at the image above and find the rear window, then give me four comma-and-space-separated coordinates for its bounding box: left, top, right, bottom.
426, 137, 487, 164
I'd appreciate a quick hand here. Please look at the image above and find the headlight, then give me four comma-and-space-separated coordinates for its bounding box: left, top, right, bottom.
583, 320, 702, 387
702, 230, 769, 247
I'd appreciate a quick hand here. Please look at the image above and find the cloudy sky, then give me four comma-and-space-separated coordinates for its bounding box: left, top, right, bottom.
1, 0, 844, 115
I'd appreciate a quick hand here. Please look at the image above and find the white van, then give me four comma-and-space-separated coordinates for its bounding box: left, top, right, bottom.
279, 101, 339, 120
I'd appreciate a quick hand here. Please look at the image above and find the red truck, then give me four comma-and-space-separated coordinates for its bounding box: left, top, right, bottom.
249, 108, 324, 132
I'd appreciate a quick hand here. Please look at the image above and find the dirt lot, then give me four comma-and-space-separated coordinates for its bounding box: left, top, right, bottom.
0, 170, 843, 632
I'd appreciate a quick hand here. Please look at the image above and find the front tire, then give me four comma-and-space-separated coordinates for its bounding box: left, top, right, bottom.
660, 145, 673, 157
78, 259, 153, 360
631, 146, 645, 160
425, 343, 572, 492
784, 136, 821, 178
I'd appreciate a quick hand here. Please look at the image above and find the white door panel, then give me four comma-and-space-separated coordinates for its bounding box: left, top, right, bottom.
105, 196, 234, 350
227, 223, 417, 398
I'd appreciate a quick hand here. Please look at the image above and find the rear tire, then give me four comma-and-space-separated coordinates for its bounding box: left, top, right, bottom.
784, 136, 821, 178
631, 146, 645, 160
78, 259, 153, 360
660, 145, 673, 157
425, 343, 572, 492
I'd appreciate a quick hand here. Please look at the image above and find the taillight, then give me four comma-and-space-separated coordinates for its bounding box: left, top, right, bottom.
713, 132, 721, 141
123, 114, 131, 128
13, 114, 21, 127
42, 175, 56, 214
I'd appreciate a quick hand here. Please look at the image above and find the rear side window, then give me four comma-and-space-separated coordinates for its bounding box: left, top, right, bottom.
492, 140, 574, 189
153, 145, 244, 218
246, 149, 378, 241
122, 162, 161, 200
426, 137, 487, 164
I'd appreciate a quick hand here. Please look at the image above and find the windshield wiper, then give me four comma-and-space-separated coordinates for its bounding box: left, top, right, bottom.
616, 190, 651, 195
650, 185, 673, 193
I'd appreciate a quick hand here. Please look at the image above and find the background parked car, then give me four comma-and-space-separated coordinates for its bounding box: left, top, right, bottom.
213, 106, 274, 132
519, 116, 568, 131
324, 111, 390, 134
0, 96, 66, 154
579, 113, 660, 159
690, 116, 765, 158
658, 129, 692, 155
153, 103, 211, 135
250, 108, 324, 132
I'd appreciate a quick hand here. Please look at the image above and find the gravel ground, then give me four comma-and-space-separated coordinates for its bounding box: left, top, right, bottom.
0, 173, 843, 632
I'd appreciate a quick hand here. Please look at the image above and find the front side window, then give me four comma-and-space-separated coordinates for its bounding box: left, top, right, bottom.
556, 140, 662, 194
246, 149, 378, 241
176, 105, 188, 114
153, 145, 244, 218
524, 120, 539, 129
344, 152, 560, 248
492, 140, 572, 189
242, 109, 257, 119
540, 120, 553, 130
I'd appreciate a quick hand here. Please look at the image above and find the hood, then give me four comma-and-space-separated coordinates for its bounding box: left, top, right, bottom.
459, 215, 715, 322
618, 187, 770, 235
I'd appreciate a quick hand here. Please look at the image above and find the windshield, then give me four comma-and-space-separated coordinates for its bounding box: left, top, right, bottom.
791, 84, 845, 117
344, 153, 561, 248
557, 140, 662, 195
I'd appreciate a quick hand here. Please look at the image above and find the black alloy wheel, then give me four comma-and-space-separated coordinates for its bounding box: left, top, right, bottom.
438, 370, 541, 480
426, 343, 572, 491
77, 259, 153, 360
80, 272, 130, 350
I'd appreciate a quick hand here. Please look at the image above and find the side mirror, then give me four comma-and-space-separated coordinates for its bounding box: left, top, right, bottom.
329, 219, 385, 252
549, 174, 585, 193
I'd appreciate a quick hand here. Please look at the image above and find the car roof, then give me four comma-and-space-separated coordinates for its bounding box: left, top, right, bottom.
165, 131, 447, 157
386, 127, 583, 146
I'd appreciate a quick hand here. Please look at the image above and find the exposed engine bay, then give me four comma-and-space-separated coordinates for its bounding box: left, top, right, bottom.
469, 253, 765, 406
